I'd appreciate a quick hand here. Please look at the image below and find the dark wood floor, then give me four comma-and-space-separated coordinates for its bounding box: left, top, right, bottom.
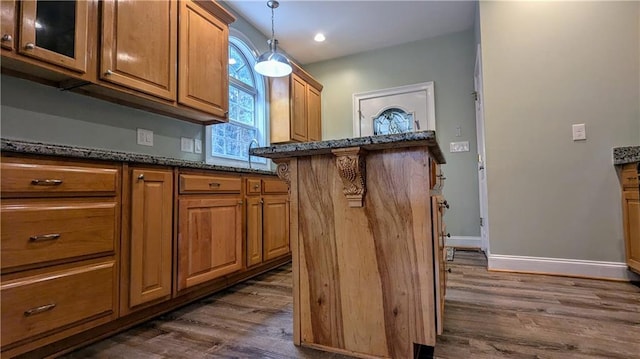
62, 250, 640, 358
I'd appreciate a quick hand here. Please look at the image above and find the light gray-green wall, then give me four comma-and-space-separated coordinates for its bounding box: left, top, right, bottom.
305, 29, 480, 237
479, 1, 640, 262
1, 5, 270, 162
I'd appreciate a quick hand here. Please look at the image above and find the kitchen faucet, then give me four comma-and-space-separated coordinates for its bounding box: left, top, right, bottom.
248, 138, 259, 169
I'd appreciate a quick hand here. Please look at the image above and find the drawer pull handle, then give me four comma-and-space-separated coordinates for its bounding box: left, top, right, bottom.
627, 177, 637, 181
24, 303, 56, 317
31, 179, 63, 186
209, 182, 221, 188
29, 233, 61, 242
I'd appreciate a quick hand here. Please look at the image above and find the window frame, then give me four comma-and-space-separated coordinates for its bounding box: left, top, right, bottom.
205, 31, 270, 170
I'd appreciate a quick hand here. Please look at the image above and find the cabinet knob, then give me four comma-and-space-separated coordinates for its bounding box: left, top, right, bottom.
24, 42, 35, 50
260, 199, 264, 204
253, 184, 260, 189
137, 174, 144, 180
1, 34, 12, 42
105, 69, 113, 76
237, 200, 243, 205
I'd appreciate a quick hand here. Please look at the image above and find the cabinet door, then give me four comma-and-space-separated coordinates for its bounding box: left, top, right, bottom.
1, 0, 15, 51
178, 197, 242, 290
307, 85, 322, 141
19, 0, 89, 72
246, 196, 263, 267
623, 190, 640, 273
101, 0, 177, 100
431, 196, 445, 335
178, 0, 228, 119
129, 169, 173, 307
290, 74, 308, 142
263, 195, 290, 261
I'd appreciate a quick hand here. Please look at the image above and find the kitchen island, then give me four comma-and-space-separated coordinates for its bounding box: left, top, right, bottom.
251, 131, 447, 359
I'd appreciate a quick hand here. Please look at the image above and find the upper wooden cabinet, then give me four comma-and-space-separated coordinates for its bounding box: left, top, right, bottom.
0, 0, 235, 124
101, 0, 177, 100
1, 0, 16, 51
270, 64, 323, 144
178, 0, 229, 119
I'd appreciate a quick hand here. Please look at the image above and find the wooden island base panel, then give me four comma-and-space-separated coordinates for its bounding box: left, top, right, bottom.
251, 131, 447, 359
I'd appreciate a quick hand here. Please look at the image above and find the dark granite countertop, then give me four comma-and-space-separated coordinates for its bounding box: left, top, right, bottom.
1, 138, 276, 175
613, 146, 640, 165
250, 131, 446, 164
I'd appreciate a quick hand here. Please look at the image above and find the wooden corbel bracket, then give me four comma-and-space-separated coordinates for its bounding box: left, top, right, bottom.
332, 147, 367, 207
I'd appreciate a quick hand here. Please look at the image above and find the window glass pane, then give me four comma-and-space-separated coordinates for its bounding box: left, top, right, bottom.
211, 123, 258, 160
236, 90, 255, 126
373, 108, 414, 135
229, 45, 254, 87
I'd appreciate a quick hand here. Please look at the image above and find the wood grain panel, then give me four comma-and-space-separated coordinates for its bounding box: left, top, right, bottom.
307, 85, 322, 141
296, 148, 435, 358
179, 174, 241, 193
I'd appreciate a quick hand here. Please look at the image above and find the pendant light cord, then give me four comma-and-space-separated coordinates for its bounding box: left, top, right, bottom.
271, 4, 275, 40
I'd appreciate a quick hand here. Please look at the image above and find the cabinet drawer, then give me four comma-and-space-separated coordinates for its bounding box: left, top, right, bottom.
246, 178, 262, 195
1, 162, 118, 196
263, 179, 288, 194
1, 260, 116, 347
1, 201, 117, 270
179, 174, 241, 194
621, 164, 639, 189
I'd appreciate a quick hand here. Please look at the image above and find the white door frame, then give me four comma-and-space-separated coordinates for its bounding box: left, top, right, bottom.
352, 82, 436, 137
474, 44, 490, 256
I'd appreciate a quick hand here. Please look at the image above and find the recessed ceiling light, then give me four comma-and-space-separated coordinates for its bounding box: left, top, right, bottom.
314, 33, 326, 42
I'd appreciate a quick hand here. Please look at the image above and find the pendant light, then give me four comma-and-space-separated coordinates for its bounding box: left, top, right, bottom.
254, 0, 292, 77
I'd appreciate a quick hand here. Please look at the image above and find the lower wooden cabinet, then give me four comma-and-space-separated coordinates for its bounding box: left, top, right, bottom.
431, 195, 448, 335
123, 168, 173, 312
245, 178, 290, 267
246, 196, 264, 267
177, 197, 243, 291
0, 153, 291, 358
1, 260, 116, 348
623, 189, 639, 274
263, 196, 290, 261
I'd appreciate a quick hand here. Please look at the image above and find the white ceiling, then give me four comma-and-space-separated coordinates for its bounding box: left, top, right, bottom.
224, 1, 477, 65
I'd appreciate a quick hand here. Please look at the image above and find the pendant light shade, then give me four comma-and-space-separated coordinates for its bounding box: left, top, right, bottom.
254, 1, 292, 77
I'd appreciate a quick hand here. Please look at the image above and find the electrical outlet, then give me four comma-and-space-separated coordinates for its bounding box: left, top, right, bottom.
137, 128, 153, 146
449, 141, 470, 153
181, 137, 194, 153
194, 139, 202, 154
572, 123, 586, 141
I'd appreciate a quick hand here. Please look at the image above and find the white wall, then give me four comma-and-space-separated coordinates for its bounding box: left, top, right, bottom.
305, 30, 480, 237
480, 1, 640, 262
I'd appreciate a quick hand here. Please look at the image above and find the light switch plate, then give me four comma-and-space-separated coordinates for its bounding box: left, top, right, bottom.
194, 139, 202, 154
572, 123, 586, 141
137, 128, 153, 146
450, 141, 470, 153
181, 137, 194, 153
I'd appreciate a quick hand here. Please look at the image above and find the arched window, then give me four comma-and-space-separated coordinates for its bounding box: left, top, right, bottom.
206, 34, 268, 168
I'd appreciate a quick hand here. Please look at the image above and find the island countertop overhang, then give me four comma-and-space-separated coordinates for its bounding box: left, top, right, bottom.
250, 131, 446, 164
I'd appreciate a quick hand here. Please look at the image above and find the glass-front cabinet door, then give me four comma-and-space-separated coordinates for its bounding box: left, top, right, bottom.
19, 0, 88, 73
1, 0, 16, 51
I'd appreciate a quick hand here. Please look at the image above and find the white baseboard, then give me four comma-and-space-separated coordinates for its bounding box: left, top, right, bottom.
488, 254, 640, 281
446, 236, 482, 248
